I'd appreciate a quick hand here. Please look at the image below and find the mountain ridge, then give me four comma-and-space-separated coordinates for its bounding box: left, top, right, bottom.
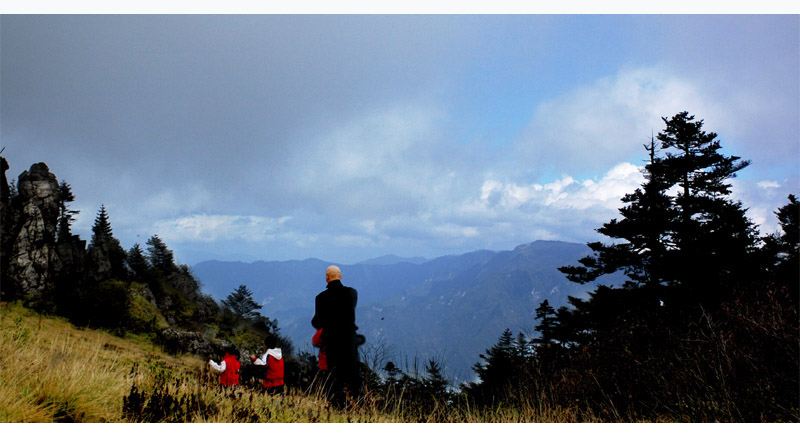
192, 240, 615, 379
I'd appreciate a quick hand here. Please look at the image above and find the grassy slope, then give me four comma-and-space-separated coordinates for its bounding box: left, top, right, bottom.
1, 302, 594, 423
0, 302, 188, 422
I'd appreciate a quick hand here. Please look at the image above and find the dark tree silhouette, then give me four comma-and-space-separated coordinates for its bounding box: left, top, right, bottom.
146, 235, 175, 272
560, 112, 761, 315
56, 180, 79, 243
221, 284, 263, 320
126, 243, 150, 278
88, 205, 129, 281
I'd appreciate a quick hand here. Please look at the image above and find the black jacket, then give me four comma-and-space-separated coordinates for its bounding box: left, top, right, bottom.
311, 279, 358, 335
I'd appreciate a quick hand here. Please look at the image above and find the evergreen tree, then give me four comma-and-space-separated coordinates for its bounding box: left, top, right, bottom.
656, 112, 759, 307
472, 328, 516, 388
221, 284, 263, 320
514, 332, 532, 360
88, 205, 128, 281
146, 235, 175, 272
91, 205, 114, 244
559, 135, 674, 312
533, 299, 557, 349
422, 359, 451, 402
57, 181, 79, 243
560, 112, 760, 314
126, 243, 150, 278
764, 194, 800, 292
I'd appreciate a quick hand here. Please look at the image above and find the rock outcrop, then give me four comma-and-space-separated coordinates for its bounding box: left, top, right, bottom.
158, 327, 234, 357
6, 163, 62, 298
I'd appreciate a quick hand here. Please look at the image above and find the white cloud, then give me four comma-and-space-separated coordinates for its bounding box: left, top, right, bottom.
514, 66, 723, 177
152, 214, 292, 243
478, 162, 643, 214
757, 180, 781, 189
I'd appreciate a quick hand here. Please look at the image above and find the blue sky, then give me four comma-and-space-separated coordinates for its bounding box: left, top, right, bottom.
2, 12, 798, 265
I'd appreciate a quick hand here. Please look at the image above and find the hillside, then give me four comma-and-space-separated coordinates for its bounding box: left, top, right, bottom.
193, 240, 621, 380
0, 301, 595, 423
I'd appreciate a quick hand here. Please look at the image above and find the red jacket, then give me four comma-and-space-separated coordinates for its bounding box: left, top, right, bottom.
312, 328, 328, 370
219, 353, 241, 386
255, 349, 284, 387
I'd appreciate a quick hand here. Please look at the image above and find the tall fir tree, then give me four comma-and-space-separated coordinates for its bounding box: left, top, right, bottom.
91, 205, 114, 244
560, 112, 760, 316
655, 112, 759, 307
88, 205, 128, 281
56, 181, 79, 243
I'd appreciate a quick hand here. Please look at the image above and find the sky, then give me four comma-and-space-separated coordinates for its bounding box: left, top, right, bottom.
2, 12, 798, 265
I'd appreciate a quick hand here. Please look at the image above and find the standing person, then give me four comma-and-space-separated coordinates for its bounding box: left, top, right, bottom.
311, 265, 361, 408
251, 334, 285, 395
208, 345, 241, 387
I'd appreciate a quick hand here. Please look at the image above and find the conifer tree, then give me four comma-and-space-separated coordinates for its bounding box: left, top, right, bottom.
533, 299, 557, 349
221, 284, 263, 320
422, 359, 451, 401
126, 243, 150, 278
764, 194, 800, 291
57, 181, 79, 243
560, 112, 760, 314
472, 328, 516, 388
88, 205, 128, 281
146, 235, 175, 272
656, 112, 759, 306
91, 205, 114, 244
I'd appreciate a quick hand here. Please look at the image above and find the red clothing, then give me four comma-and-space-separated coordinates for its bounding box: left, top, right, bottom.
263, 354, 284, 387
219, 353, 241, 386
312, 328, 328, 370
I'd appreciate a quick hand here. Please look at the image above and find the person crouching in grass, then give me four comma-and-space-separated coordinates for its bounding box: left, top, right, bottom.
251, 334, 285, 395
209, 345, 241, 387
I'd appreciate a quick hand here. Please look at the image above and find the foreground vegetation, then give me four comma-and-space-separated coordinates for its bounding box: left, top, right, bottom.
1, 301, 600, 423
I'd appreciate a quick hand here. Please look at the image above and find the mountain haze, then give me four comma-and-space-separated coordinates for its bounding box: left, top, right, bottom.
193, 240, 616, 379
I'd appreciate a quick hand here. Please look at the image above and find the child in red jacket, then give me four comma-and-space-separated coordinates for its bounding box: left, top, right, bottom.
209, 345, 241, 387
251, 334, 284, 395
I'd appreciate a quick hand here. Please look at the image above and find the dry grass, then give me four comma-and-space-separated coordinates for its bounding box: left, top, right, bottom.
1, 302, 591, 423
0, 301, 194, 422
0, 302, 403, 423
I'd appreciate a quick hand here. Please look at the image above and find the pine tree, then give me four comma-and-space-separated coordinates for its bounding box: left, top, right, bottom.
88, 205, 128, 281
472, 328, 516, 388
57, 181, 79, 243
559, 135, 674, 311
764, 194, 800, 291
221, 284, 263, 320
126, 243, 150, 278
146, 235, 175, 272
91, 205, 114, 244
560, 112, 760, 314
656, 112, 759, 307
422, 359, 451, 402
533, 299, 557, 349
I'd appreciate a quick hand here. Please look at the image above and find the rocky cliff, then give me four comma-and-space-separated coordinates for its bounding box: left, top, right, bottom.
3, 162, 64, 298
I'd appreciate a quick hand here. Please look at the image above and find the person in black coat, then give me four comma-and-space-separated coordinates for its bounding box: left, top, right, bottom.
311, 265, 361, 408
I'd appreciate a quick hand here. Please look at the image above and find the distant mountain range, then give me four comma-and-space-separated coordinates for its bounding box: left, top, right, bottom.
192, 240, 620, 381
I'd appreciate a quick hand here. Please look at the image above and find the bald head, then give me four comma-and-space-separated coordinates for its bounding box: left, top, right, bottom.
325, 265, 342, 283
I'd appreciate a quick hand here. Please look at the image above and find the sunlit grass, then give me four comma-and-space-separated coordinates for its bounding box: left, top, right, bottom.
1, 301, 591, 423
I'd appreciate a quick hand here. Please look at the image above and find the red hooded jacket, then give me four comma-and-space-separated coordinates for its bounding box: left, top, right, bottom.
255, 349, 284, 388
219, 353, 241, 386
